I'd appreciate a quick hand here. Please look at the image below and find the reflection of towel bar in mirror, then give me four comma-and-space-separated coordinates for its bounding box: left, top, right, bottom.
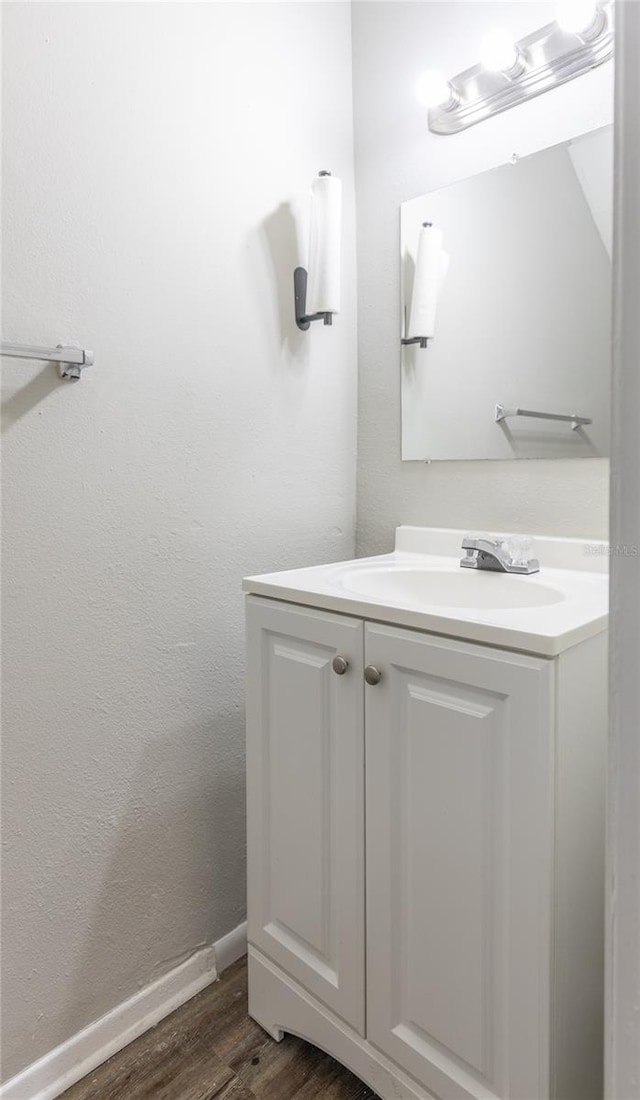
1, 341, 94, 381
495, 404, 592, 431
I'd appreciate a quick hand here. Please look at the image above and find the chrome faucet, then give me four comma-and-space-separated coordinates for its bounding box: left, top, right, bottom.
460, 535, 540, 575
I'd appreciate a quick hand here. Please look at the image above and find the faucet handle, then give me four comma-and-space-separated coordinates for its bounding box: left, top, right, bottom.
503, 534, 535, 567
461, 533, 500, 553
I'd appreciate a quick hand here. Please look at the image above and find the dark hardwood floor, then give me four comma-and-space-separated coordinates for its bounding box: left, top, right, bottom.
60, 957, 378, 1100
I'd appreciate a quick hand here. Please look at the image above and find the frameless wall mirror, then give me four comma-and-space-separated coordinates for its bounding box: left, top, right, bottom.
401, 125, 613, 461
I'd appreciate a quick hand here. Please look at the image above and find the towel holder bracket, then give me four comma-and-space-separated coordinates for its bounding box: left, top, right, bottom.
294, 267, 332, 331
401, 336, 429, 349
1, 341, 94, 382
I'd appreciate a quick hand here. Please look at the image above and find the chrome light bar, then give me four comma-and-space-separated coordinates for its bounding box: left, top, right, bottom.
429, 6, 613, 135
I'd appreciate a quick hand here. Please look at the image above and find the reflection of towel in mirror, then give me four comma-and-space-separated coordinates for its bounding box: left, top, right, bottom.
407, 224, 449, 339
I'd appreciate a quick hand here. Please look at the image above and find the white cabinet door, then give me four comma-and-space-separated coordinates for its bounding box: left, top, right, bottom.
365, 623, 555, 1100
246, 596, 365, 1034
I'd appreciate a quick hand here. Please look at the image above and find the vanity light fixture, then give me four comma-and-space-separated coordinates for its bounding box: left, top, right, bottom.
426, 2, 612, 135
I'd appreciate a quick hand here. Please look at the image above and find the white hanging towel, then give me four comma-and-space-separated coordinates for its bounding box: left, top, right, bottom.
307, 173, 342, 315
407, 223, 449, 339
290, 189, 313, 272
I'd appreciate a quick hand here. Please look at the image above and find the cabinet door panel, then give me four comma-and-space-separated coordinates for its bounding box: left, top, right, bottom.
365, 624, 554, 1100
246, 597, 365, 1034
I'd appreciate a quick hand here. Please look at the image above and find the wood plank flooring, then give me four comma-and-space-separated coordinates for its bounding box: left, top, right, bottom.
61, 957, 379, 1100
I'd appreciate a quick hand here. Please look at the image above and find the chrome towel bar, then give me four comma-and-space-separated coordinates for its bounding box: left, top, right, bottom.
495, 404, 592, 431
1, 342, 94, 382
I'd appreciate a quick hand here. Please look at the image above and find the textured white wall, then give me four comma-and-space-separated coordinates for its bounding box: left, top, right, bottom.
352, 1, 614, 555
1, 2, 356, 1082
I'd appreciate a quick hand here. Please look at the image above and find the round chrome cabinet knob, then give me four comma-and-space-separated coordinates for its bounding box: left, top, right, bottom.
332, 655, 349, 676
364, 665, 382, 686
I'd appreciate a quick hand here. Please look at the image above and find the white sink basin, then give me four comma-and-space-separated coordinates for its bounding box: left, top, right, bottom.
243, 526, 609, 656
338, 564, 565, 611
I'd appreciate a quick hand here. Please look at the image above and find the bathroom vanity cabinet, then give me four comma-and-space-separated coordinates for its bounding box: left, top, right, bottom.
245, 593, 606, 1100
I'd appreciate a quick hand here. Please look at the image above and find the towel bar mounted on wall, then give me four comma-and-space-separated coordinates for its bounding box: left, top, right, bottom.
1, 342, 94, 382
294, 169, 341, 332
495, 404, 592, 430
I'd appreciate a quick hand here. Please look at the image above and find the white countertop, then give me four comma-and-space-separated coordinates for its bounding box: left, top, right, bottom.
243, 527, 609, 657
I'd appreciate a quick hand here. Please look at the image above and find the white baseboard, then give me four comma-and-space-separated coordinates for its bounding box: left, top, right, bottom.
213, 920, 248, 974
1, 921, 248, 1100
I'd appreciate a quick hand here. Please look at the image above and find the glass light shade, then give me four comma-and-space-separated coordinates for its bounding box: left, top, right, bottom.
556, 0, 599, 33
416, 70, 453, 109
479, 29, 520, 72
